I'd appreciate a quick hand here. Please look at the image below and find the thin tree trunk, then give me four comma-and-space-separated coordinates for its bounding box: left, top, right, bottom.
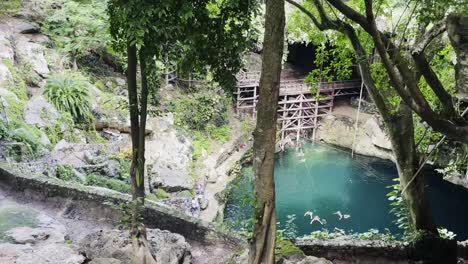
127, 43, 141, 206
248, 0, 285, 263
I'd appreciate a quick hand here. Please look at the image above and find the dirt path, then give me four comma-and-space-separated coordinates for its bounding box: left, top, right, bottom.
198, 111, 251, 222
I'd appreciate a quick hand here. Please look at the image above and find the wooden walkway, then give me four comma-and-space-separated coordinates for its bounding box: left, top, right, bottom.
235, 71, 363, 142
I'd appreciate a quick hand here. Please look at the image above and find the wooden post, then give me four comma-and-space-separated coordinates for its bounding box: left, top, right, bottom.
253, 85, 258, 118
296, 95, 303, 147
312, 96, 318, 141
281, 95, 287, 143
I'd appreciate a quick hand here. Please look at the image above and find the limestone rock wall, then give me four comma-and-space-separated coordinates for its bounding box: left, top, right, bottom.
316, 114, 394, 161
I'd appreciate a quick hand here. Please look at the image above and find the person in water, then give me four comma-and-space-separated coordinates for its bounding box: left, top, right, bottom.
304, 211, 325, 225
334, 211, 350, 220
310, 216, 324, 225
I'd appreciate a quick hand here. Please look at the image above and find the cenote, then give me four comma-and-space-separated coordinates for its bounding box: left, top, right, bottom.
224, 142, 468, 241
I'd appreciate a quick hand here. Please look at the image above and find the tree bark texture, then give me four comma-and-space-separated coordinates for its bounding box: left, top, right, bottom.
448, 14, 468, 102
387, 104, 437, 232
248, 0, 285, 263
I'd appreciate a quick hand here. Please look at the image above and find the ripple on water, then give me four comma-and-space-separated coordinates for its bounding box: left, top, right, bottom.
224, 141, 468, 240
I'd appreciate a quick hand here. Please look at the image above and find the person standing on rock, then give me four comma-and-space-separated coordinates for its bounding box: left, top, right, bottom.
191, 197, 200, 217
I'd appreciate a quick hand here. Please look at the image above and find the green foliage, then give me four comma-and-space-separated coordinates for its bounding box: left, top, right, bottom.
147, 188, 170, 201
2, 59, 28, 102
206, 124, 231, 143
85, 173, 131, 193
418, 46, 456, 112
274, 239, 303, 260
305, 44, 353, 87
0, 121, 8, 140
43, 72, 92, 123
170, 91, 229, 131
278, 214, 298, 240
108, 0, 261, 90
414, 116, 443, 155
355, 228, 396, 241
2, 94, 26, 124
370, 62, 400, 113
8, 122, 43, 154
43, 112, 78, 145
437, 228, 456, 240
43, 0, 111, 59
387, 178, 413, 239
55, 165, 75, 182
0, 0, 22, 15
192, 131, 211, 161
416, 0, 468, 24
303, 228, 396, 242
104, 198, 144, 229
240, 118, 255, 135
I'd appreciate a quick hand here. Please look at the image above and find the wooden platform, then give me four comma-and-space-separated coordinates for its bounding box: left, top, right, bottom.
235, 71, 363, 142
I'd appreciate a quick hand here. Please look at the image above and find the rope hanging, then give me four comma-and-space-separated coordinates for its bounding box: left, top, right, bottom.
351, 68, 365, 158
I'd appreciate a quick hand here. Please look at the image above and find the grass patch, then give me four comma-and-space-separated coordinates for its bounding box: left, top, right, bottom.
85, 173, 131, 193
206, 124, 230, 143
192, 131, 211, 161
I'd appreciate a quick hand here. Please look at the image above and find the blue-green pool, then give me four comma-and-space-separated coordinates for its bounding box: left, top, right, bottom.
224, 142, 468, 240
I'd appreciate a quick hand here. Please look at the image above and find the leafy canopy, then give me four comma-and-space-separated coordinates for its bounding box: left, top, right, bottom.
108, 0, 261, 89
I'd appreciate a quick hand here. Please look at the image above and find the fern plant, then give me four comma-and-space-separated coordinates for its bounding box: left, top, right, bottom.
43, 72, 92, 123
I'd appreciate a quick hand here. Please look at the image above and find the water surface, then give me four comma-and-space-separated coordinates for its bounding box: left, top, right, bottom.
224, 142, 468, 240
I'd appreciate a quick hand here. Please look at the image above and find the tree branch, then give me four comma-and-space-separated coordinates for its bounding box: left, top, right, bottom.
286, 0, 392, 121
412, 21, 447, 54
285, 0, 325, 30
326, 0, 468, 142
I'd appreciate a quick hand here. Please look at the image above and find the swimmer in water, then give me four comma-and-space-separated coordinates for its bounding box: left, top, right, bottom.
334, 211, 351, 220
310, 216, 324, 225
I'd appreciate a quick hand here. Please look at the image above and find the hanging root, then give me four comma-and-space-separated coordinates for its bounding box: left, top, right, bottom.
248, 203, 276, 264
131, 227, 157, 264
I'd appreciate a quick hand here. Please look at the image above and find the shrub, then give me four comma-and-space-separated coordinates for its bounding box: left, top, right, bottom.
85, 173, 131, 193
0, 121, 8, 140
147, 189, 170, 201
275, 239, 303, 260
8, 122, 42, 154
42, 112, 78, 145
43, 72, 92, 123
170, 91, 229, 130
56, 164, 75, 181
206, 124, 230, 143
43, 0, 110, 59
192, 131, 211, 161
240, 118, 255, 134
0, 0, 22, 15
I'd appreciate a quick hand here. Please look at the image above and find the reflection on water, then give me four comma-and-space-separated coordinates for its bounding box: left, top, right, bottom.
224, 142, 468, 240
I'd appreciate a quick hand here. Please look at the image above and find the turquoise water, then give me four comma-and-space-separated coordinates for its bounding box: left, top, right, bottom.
224, 142, 468, 240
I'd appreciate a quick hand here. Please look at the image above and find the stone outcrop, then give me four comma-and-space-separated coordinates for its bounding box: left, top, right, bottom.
146, 114, 194, 192
0, 203, 85, 264
79, 229, 192, 264
316, 114, 393, 161
23, 95, 60, 127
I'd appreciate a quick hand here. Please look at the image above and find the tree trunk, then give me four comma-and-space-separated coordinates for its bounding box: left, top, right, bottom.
388, 103, 436, 232
248, 0, 285, 263
126, 42, 142, 212
127, 45, 157, 264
